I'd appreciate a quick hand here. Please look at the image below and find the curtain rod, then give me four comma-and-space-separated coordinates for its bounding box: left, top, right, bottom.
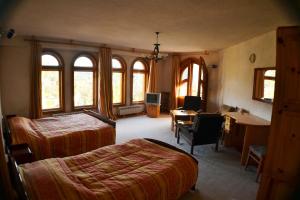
23, 36, 153, 54
23, 36, 211, 55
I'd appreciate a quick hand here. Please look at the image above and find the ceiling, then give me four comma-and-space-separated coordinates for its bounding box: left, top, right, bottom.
3, 0, 299, 52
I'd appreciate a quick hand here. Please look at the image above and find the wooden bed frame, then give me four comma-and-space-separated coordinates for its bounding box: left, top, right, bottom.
6, 138, 197, 200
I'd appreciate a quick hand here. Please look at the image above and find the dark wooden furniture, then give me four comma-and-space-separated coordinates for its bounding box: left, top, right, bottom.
257, 26, 300, 199
10, 144, 34, 164
245, 145, 266, 182
177, 113, 224, 154
160, 92, 170, 113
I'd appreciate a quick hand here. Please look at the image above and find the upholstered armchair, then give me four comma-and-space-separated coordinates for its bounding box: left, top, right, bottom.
177, 96, 202, 112
177, 113, 224, 154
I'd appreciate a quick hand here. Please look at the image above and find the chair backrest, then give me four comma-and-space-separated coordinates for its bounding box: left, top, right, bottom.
192, 113, 224, 144
183, 96, 201, 111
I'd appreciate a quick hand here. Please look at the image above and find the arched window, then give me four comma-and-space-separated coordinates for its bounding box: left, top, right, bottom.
179, 57, 208, 110
112, 56, 126, 105
72, 54, 97, 109
131, 59, 148, 103
41, 51, 64, 112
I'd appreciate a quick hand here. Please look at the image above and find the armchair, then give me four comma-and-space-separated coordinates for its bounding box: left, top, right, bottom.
177, 113, 224, 154
177, 96, 202, 113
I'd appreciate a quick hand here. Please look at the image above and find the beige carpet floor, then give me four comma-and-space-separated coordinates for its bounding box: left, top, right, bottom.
116, 114, 258, 200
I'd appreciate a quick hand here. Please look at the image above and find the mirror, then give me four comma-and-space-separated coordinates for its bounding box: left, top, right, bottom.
253, 67, 276, 104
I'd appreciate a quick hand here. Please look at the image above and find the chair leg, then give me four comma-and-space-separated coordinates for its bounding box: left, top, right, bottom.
256, 158, 264, 182
177, 131, 180, 144
190, 145, 194, 155
245, 151, 251, 170
215, 140, 219, 152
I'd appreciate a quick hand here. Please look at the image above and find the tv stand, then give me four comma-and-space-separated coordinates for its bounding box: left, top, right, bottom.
146, 104, 160, 118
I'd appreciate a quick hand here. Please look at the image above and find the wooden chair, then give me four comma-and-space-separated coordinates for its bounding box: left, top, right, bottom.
245, 145, 267, 182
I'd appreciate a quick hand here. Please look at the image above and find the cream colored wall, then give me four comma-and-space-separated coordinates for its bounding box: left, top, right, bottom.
219, 31, 276, 120
0, 37, 31, 117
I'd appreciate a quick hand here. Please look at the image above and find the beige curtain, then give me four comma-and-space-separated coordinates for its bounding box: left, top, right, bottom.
30, 40, 42, 118
170, 55, 180, 109
98, 47, 116, 119
147, 59, 157, 92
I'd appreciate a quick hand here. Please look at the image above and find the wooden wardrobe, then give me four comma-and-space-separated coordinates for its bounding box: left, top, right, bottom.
257, 26, 300, 199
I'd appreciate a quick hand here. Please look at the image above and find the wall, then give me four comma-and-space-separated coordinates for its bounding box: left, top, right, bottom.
218, 31, 276, 120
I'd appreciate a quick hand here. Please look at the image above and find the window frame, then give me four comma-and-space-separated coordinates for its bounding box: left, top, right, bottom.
112, 55, 127, 106
71, 53, 98, 110
130, 58, 149, 104
41, 50, 65, 114
179, 57, 208, 111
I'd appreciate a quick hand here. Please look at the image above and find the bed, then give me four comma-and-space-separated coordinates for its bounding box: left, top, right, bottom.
11, 138, 198, 200
5, 110, 116, 160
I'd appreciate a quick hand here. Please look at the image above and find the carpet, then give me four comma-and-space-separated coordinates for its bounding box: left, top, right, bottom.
116, 114, 258, 200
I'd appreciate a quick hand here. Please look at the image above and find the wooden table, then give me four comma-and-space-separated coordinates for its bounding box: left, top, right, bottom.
170, 110, 198, 131
223, 112, 271, 165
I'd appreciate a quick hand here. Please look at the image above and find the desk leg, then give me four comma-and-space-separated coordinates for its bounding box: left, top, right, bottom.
171, 114, 174, 131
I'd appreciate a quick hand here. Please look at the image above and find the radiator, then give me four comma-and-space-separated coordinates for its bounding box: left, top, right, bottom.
118, 105, 144, 116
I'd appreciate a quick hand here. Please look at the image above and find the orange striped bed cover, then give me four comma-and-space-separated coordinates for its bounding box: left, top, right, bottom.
8, 113, 115, 160
19, 139, 198, 200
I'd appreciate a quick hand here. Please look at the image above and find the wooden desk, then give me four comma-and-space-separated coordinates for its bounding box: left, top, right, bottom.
170, 110, 198, 131
223, 112, 270, 165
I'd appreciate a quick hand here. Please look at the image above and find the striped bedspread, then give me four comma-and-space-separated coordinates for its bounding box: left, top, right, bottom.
19, 139, 198, 200
9, 113, 115, 160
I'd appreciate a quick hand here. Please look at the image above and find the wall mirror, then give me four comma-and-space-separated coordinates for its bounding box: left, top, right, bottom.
253, 67, 276, 104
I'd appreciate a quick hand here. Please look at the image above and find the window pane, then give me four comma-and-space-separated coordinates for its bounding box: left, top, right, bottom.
181, 67, 188, 80
133, 61, 145, 70
179, 82, 187, 97
42, 71, 60, 109
192, 64, 199, 96
113, 72, 122, 104
264, 79, 275, 99
74, 71, 94, 106
74, 56, 93, 67
42, 54, 59, 66
112, 58, 122, 69
132, 73, 145, 102
264, 70, 275, 77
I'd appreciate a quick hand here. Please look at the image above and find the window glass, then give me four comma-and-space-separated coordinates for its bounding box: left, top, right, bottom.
112, 72, 122, 104
132, 73, 145, 101
181, 68, 188, 80
133, 61, 145, 70
42, 54, 59, 66
179, 82, 188, 97
264, 79, 275, 99
74, 56, 93, 67
112, 58, 122, 69
41, 71, 60, 109
264, 70, 276, 77
74, 71, 94, 106
191, 64, 199, 96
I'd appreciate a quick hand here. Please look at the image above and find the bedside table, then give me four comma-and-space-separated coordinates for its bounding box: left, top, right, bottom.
10, 143, 34, 164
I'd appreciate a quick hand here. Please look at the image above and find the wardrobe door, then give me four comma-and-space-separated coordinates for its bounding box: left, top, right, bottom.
257, 26, 300, 200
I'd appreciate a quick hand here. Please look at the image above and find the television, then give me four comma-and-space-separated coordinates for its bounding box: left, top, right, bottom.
145, 93, 161, 105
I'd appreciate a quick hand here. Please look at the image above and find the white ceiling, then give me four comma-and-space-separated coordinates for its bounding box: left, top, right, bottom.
4, 0, 298, 52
